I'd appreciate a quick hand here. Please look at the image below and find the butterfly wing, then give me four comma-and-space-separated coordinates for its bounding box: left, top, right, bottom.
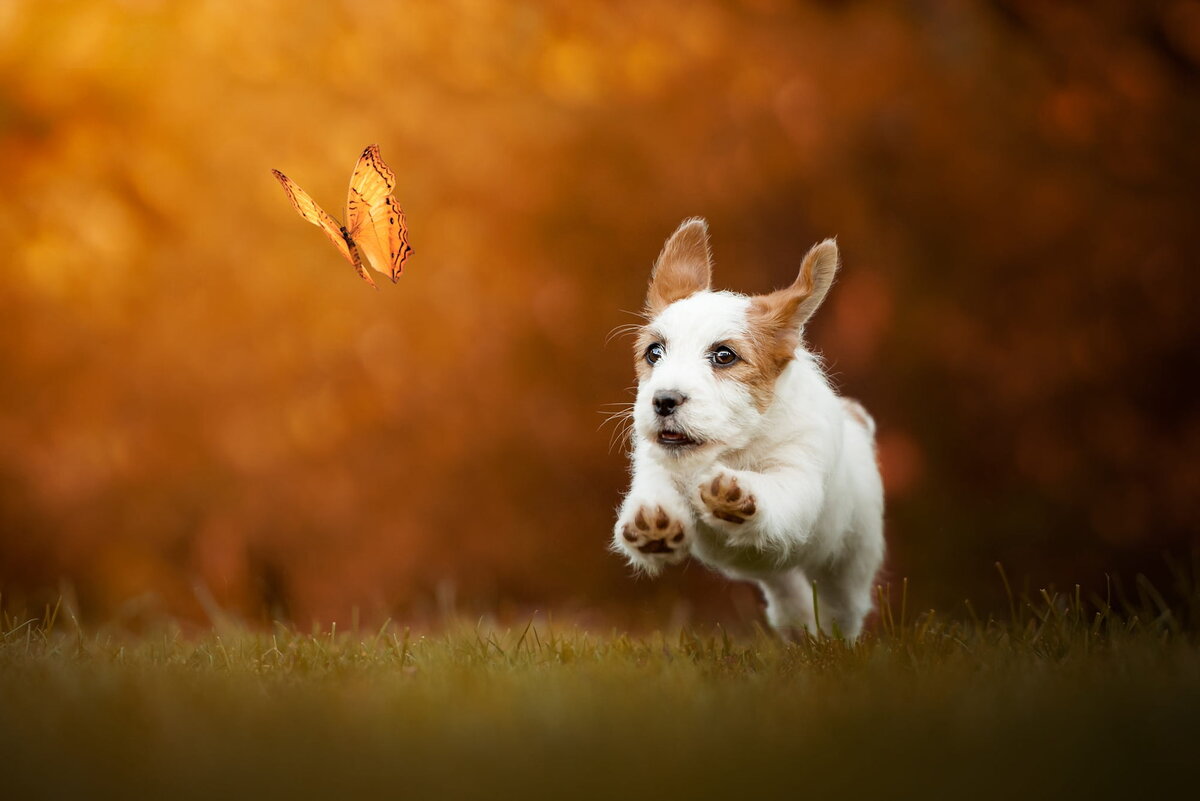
272, 168, 377, 288
344, 144, 413, 283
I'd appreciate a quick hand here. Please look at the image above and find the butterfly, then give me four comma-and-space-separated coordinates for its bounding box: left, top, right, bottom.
272, 144, 413, 288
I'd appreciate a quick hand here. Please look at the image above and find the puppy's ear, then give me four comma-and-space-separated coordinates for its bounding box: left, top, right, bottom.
749, 239, 839, 363
646, 217, 713, 316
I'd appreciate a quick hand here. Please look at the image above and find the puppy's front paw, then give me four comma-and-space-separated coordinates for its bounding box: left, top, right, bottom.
699, 472, 757, 525
614, 503, 690, 574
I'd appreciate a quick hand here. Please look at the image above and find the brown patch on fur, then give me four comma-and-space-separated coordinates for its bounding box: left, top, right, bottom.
710, 333, 789, 412
699, 473, 756, 524
843, 399, 870, 429
842, 397, 876, 437
724, 239, 840, 411
632, 326, 659, 382
645, 218, 712, 316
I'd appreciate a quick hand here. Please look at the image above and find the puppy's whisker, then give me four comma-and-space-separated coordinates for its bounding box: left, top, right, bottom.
598, 387, 639, 407
597, 409, 633, 432
596, 401, 636, 453
597, 412, 631, 428
607, 416, 635, 454
605, 322, 644, 346
597, 406, 632, 417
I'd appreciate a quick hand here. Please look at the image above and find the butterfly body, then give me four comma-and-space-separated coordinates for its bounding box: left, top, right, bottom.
272, 145, 412, 288
339, 226, 369, 285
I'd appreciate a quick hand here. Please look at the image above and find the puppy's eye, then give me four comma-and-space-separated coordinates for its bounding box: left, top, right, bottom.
710, 345, 739, 367
645, 343, 665, 365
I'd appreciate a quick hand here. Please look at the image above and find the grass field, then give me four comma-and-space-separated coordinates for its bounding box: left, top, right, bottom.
2, 572, 1198, 800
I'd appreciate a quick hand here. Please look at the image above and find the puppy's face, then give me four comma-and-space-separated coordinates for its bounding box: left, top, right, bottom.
633, 292, 769, 456
633, 218, 839, 460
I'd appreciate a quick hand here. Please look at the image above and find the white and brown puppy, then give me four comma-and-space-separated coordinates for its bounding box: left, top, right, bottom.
613, 218, 885, 639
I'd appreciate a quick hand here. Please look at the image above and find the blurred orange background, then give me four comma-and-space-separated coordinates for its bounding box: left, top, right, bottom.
2, 0, 1198, 628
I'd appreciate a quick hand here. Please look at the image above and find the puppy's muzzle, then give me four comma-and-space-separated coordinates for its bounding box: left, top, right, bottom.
653, 390, 687, 417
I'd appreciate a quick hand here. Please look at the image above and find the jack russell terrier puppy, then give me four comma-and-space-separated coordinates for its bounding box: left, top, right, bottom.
613, 218, 885, 639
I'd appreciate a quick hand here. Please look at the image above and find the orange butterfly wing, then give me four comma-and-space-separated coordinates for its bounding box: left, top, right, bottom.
344, 144, 413, 283
272, 168, 377, 288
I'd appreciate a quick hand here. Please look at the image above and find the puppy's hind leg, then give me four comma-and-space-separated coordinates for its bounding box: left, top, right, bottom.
810, 555, 880, 641
756, 568, 817, 639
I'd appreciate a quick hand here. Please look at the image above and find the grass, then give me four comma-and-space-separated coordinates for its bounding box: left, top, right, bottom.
2, 569, 1198, 800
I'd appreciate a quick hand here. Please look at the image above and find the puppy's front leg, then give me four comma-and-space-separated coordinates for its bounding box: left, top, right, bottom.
694, 465, 824, 553
613, 442, 695, 575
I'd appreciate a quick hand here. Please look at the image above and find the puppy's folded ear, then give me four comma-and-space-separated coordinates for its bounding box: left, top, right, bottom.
646, 217, 713, 316
749, 239, 840, 364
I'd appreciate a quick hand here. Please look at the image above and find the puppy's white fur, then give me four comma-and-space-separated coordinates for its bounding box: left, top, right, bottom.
613, 218, 885, 639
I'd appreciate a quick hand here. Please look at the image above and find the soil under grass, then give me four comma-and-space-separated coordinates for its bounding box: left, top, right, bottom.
2, 580, 1198, 800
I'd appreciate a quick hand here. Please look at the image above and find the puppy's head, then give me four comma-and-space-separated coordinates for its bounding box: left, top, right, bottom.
632, 217, 839, 459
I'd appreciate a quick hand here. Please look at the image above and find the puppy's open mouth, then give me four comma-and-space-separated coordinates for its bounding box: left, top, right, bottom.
656, 430, 700, 449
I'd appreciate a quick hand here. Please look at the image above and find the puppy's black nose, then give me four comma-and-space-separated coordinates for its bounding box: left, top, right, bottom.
653, 390, 686, 417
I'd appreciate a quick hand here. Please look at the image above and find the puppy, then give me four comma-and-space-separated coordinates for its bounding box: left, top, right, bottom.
613, 218, 884, 639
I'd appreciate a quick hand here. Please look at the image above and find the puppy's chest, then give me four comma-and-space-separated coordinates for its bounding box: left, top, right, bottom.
711, 441, 791, 475
662, 448, 775, 500
689, 518, 791, 576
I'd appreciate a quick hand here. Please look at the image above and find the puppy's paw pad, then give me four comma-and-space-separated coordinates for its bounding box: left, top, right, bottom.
699, 473, 757, 524
621, 504, 688, 555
